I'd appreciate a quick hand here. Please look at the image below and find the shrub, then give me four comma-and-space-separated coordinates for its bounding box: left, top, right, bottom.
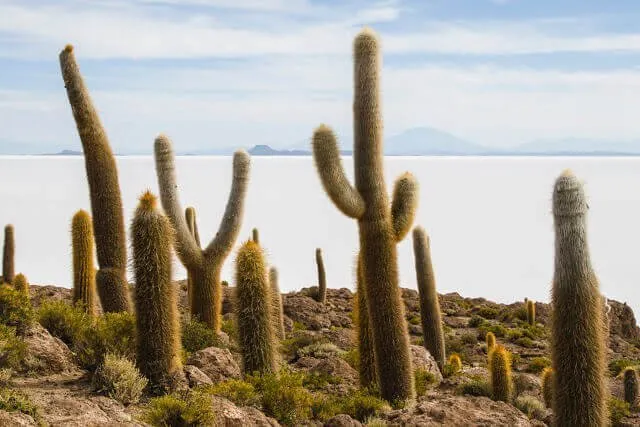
414, 368, 437, 396
526, 357, 551, 374
0, 324, 26, 370
468, 315, 486, 328
281, 332, 327, 360
301, 371, 342, 391
339, 391, 390, 422
515, 337, 535, 348
220, 318, 238, 342
0, 284, 34, 334
341, 348, 359, 370
456, 380, 492, 397
512, 306, 528, 322
205, 379, 260, 407
610, 359, 639, 377
408, 315, 421, 325
460, 332, 477, 345
38, 300, 89, 345
92, 353, 147, 405
608, 397, 630, 426
182, 319, 223, 354
445, 336, 464, 354
297, 342, 344, 359
476, 307, 499, 319
515, 395, 546, 420
75, 311, 136, 371
141, 390, 215, 427
478, 324, 507, 340
0, 387, 39, 420
365, 417, 388, 426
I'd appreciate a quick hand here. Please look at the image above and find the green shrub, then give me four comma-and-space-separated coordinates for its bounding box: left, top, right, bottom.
609, 397, 631, 426
610, 359, 639, 377
341, 348, 359, 370
478, 324, 507, 339
460, 332, 477, 345
75, 312, 136, 371
310, 394, 342, 421
339, 391, 390, 422
0, 284, 34, 334
445, 337, 464, 355
142, 390, 215, 427
365, 417, 388, 426
205, 379, 260, 407
38, 300, 89, 345
515, 395, 546, 419
0, 324, 26, 370
281, 333, 327, 359
297, 342, 344, 359
515, 337, 536, 348
221, 318, 238, 342
512, 306, 528, 322
408, 315, 421, 325
301, 371, 343, 391
0, 387, 39, 420
456, 380, 492, 397
526, 357, 551, 374
468, 315, 486, 328
92, 353, 147, 405
182, 319, 224, 354
476, 307, 499, 319
414, 368, 437, 396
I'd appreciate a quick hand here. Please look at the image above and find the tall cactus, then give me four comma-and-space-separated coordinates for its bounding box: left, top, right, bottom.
624, 367, 638, 408
59, 45, 131, 314
185, 206, 201, 314
526, 300, 535, 325
235, 240, 277, 374
2, 224, 14, 284
71, 210, 97, 316
132, 191, 182, 394
412, 226, 445, 372
269, 267, 285, 340
13, 273, 28, 295
315, 248, 327, 304
311, 28, 418, 403
154, 135, 250, 332
541, 367, 554, 408
489, 344, 512, 402
354, 252, 377, 389
551, 169, 606, 426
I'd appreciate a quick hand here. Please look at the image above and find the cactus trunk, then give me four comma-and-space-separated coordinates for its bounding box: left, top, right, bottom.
315, 248, 327, 304
489, 345, 513, 402
624, 367, 638, 408
269, 267, 285, 340
72, 210, 97, 316
2, 225, 14, 285
526, 300, 535, 325
355, 252, 377, 389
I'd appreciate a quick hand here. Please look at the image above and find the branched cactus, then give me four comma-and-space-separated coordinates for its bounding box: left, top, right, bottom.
355, 252, 377, 389
13, 273, 28, 295
311, 27, 418, 403
315, 248, 327, 304
412, 226, 445, 372
624, 367, 638, 408
269, 267, 285, 340
185, 206, 201, 313
252, 228, 259, 244
132, 191, 182, 394
541, 367, 554, 408
59, 45, 131, 314
526, 300, 535, 325
72, 210, 97, 316
154, 135, 250, 332
235, 240, 277, 375
486, 331, 496, 353
2, 225, 14, 284
489, 345, 512, 402
551, 169, 606, 426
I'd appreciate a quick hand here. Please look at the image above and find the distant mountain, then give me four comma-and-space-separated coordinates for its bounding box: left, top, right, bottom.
385, 127, 491, 155
49, 149, 82, 156
249, 145, 310, 156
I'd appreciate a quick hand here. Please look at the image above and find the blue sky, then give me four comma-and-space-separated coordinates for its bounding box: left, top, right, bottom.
1, 0, 640, 152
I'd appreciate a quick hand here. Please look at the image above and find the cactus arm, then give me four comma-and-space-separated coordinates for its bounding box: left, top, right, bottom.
154, 134, 203, 269
185, 207, 201, 247
312, 125, 365, 219
203, 150, 251, 258
391, 172, 418, 242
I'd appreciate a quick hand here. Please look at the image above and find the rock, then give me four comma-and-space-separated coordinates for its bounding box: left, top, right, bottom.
323, 414, 362, 427
284, 295, 332, 330
322, 328, 354, 350
184, 365, 213, 387
212, 396, 279, 426
444, 316, 471, 329
410, 345, 443, 384
609, 300, 640, 341
513, 373, 541, 397
20, 324, 77, 375
0, 410, 37, 426
186, 347, 241, 383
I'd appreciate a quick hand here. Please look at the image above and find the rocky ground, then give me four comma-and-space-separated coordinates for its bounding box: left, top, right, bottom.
1, 282, 639, 426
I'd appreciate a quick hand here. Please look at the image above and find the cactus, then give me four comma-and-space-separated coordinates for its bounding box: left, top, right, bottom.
235, 240, 277, 374
526, 300, 535, 325
489, 344, 512, 402
59, 45, 131, 314
551, 169, 606, 426
315, 248, 327, 304
354, 252, 377, 389
269, 267, 285, 340
311, 27, 418, 403
2, 225, 14, 284
252, 228, 259, 244
624, 367, 638, 408
486, 331, 496, 352
154, 135, 250, 332
448, 354, 462, 374
131, 191, 182, 394
412, 226, 445, 373
541, 367, 554, 408
13, 273, 28, 295
185, 207, 201, 314
71, 210, 97, 316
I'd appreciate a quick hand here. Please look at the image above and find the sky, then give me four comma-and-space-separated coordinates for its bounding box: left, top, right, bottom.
1, 0, 640, 153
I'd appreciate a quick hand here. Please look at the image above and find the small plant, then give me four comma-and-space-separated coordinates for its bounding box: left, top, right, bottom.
338, 390, 391, 422
92, 353, 147, 405
476, 307, 499, 319
0, 387, 40, 421
0, 324, 27, 370
414, 368, 437, 396
38, 300, 89, 345
302, 371, 343, 391
526, 357, 551, 374
514, 395, 546, 420
456, 380, 492, 397
205, 378, 260, 407
460, 332, 477, 345
609, 397, 630, 426
297, 342, 344, 359
181, 318, 223, 354
468, 315, 486, 328
0, 284, 34, 334
142, 390, 216, 427
624, 367, 638, 408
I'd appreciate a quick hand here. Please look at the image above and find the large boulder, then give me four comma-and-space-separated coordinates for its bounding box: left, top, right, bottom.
20, 324, 77, 375
186, 347, 241, 383
211, 396, 279, 426
410, 345, 443, 385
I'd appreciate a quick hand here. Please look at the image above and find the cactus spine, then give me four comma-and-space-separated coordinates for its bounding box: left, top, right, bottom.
315, 248, 327, 304
412, 226, 445, 372
71, 210, 97, 316
2, 225, 14, 284
154, 135, 250, 332
132, 191, 182, 394
486, 331, 496, 352
269, 267, 285, 340
489, 344, 512, 402
311, 28, 418, 403
551, 169, 606, 426
235, 240, 277, 374
185, 207, 201, 314
13, 273, 28, 295
624, 367, 638, 408
541, 367, 554, 408
59, 45, 131, 314
355, 252, 377, 389
526, 300, 535, 325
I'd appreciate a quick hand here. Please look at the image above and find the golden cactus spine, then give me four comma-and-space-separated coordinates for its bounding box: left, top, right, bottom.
131, 191, 182, 394
315, 248, 327, 304
154, 135, 250, 332
550, 169, 606, 426
311, 28, 418, 404
71, 210, 97, 316
541, 367, 554, 408
59, 45, 131, 314
624, 367, 638, 408
13, 273, 28, 295
411, 226, 445, 372
235, 240, 277, 374
486, 331, 496, 352
526, 300, 535, 325
355, 252, 377, 389
489, 345, 512, 402
2, 224, 14, 284
269, 267, 286, 340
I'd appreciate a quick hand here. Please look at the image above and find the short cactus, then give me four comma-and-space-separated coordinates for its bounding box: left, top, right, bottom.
486, 331, 496, 352
2, 224, 14, 284
355, 252, 377, 389
131, 191, 182, 394
154, 135, 250, 332
13, 273, 28, 295
489, 344, 512, 402
71, 209, 97, 316
448, 354, 462, 374
551, 169, 606, 426
59, 45, 131, 314
269, 267, 285, 340
315, 248, 327, 304
541, 367, 554, 408
411, 226, 445, 372
235, 240, 277, 374
252, 228, 259, 244
624, 367, 638, 408
311, 27, 418, 403
526, 300, 535, 325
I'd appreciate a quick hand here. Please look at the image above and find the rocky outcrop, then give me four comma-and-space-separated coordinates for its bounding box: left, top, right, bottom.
20, 324, 77, 375
211, 395, 279, 426
410, 345, 443, 384
186, 347, 242, 383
